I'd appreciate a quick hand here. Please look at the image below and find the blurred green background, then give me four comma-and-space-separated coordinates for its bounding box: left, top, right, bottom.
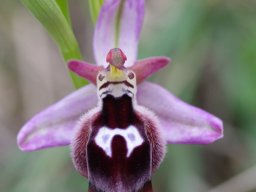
1, 0, 256, 191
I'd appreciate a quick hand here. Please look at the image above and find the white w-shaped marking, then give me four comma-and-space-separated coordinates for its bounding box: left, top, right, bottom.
94, 126, 144, 157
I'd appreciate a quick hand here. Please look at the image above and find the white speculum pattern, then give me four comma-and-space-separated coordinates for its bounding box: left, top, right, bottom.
94, 126, 144, 157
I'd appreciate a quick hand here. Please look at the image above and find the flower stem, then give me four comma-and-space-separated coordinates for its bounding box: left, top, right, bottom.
21, 0, 87, 88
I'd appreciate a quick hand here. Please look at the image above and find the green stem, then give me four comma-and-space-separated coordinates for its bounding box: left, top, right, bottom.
56, 0, 71, 25
22, 0, 87, 88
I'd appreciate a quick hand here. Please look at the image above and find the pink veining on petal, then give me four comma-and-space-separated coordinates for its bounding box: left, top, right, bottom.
137, 82, 223, 144
129, 57, 171, 84
68, 60, 103, 85
93, 0, 145, 67
17, 84, 98, 151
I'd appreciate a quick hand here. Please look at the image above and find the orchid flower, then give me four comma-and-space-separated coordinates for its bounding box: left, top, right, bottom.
17, 0, 223, 191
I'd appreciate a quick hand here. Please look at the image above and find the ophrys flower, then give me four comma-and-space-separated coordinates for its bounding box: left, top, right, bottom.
17, 0, 223, 191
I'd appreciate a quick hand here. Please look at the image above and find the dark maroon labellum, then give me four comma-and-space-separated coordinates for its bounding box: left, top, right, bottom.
72, 57, 166, 191
87, 95, 151, 192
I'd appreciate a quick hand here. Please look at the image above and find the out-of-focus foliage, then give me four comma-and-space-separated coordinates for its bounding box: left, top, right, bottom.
88, 0, 104, 24
1, 0, 256, 191
21, 0, 87, 88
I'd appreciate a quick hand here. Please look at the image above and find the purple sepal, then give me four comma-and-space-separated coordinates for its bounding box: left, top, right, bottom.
129, 57, 171, 84
137, 82, 223, 144
17, 84, 98, 151
93, 0, 144, 67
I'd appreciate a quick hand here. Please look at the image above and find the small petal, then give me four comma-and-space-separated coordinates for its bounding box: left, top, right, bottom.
129, 57, 171, 84
93, 0, 144, 67
68, 60, 103, 84
137, 82, 223, 144
17, 84, 98, 151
